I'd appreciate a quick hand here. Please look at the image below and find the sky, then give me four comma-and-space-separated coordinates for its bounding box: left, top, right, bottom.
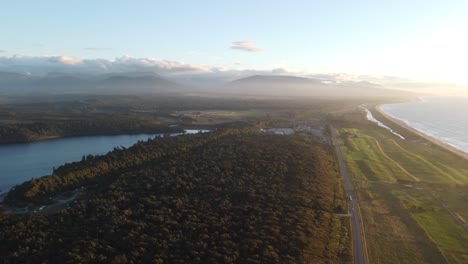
1, 1, 468, 85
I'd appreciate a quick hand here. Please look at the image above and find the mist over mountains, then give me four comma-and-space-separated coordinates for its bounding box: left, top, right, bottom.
222, 75, 406, 97
0, 71, 182, 96
1, 55, 465, 96
0, 70, 412, 98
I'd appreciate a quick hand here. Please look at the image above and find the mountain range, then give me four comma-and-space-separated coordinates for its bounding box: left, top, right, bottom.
0, 71, 411, 97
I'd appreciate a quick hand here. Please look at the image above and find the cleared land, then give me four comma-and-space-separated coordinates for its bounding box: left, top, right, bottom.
336, 124, 468, 264
173, 109, 278, 125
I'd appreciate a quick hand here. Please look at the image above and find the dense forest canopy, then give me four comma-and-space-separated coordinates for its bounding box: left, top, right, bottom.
0, 95, 400, 144
0, 117, 182, 144
1, 130, 351, 263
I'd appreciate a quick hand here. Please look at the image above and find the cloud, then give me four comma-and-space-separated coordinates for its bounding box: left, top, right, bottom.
0, 55, 395, 83
0, 55, 316, 81
230, 41, 263, 52
2, 54, 460, 91
271, 68, 290, 74
109, 56, 213, 74
0, 55, 217, 76
0, 54, 314, 88
49, 56, 82, 65
0, 50, 5, 53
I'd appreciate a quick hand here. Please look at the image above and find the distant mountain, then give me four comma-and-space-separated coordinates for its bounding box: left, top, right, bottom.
224, 75, 411, 97
0, 71, 412, 97
32, 76, 91, 93
232, 75, 321, 84
0, 71, 33, 94
96, 75, 181, 94
0, 71, 29, 82
95, 71, 164, 80
0, 72, 183, 95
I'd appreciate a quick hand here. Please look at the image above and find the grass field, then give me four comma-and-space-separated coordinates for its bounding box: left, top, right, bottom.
337, 126, 468, 263
174, 109, 281, 125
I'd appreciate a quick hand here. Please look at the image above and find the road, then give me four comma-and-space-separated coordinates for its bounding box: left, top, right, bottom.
330, 127, 366, 264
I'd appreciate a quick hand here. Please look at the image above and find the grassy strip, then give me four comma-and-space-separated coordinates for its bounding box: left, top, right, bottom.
337, 127, 468, 263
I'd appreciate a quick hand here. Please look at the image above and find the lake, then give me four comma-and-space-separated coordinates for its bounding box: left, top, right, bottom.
0, 130, 207, 194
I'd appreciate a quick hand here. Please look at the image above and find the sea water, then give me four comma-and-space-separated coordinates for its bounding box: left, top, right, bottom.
380, 95, 468, 154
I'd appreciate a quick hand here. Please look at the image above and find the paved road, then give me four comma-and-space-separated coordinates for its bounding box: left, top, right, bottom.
331, 127, 366, 264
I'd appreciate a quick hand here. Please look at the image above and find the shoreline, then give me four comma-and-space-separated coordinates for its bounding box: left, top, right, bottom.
0, 126, 214, 146
0, 128, 187, 146
375, 104, 468, 161
0, 128, 212, 202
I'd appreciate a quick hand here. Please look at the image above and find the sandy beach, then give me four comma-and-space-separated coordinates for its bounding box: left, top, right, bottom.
375, 105, 468, 161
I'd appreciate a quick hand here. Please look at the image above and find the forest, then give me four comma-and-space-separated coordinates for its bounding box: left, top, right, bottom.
0, 129, 351, 263
0, 117, 182, 144
0, 94, 396, 144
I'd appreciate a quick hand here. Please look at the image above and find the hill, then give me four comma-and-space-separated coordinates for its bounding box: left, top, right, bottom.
224, 75, 411, 97
95, 75, 180, 94
0, 71, 29, 82
0, 72, 183, 95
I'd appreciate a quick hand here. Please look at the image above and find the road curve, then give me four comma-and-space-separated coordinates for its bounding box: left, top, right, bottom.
330, 127, 366, 264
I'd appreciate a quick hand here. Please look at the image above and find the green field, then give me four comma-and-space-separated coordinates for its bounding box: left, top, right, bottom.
174, 109, 276, 125
337, 126, 468, 264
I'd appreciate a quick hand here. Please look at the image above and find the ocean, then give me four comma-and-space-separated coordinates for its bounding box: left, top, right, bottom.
380, 95, 468, 154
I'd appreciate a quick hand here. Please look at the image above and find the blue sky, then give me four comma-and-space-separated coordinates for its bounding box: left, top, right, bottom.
1, 1, 468, 84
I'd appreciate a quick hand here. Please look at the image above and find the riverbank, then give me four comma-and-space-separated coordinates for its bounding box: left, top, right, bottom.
0, 129, 211, 200
375, 105, 468, 161
0, 127, 186, 145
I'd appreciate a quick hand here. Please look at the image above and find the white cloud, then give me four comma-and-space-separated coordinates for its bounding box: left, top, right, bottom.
1, 54, 464, 92
0, 50, 5, 53
0, 54, 385, 82
0, 55, 220, 75
230, 41, 263, 52
49, 56, 82, 65
109, 56, 214, 74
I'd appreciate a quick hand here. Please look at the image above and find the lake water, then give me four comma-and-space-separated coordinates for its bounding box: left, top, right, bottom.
0, 130, 207, 194
380, 95, 468, 154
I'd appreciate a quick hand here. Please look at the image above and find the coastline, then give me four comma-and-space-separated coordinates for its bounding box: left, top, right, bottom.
375, 104, 468, 161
